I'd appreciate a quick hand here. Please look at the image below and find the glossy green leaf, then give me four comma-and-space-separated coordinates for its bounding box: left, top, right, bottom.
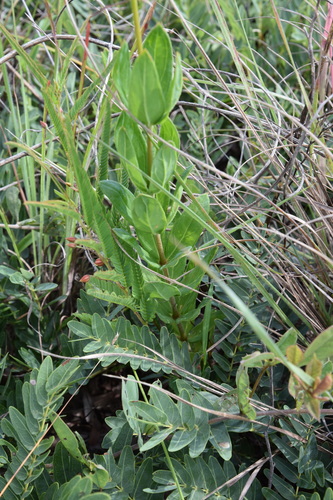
143, 24, 173, 96
99, 180, 134, 223
113, 43, 130, 106
115, 113, 148, 191
160, 117, 180, 149
166, 194, 209, 260
132, 194, 167, 234
150, 144, 177, 193
128, 50, 166, 125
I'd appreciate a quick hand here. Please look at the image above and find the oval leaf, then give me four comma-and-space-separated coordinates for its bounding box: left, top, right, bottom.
132, 194, 167, 234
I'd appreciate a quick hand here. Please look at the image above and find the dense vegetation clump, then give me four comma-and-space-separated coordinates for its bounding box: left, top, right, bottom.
1, 1, 333, 498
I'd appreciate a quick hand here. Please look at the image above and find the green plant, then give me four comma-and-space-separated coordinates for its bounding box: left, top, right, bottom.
2, 1, 333, 499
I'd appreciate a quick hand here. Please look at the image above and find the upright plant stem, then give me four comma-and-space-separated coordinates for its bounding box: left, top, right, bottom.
155, 233, 186, 341
130, 0, 143, 55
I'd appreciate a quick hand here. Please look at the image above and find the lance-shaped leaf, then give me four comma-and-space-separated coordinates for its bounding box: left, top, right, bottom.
113, 42, 130, 106
115, 112, 148, 191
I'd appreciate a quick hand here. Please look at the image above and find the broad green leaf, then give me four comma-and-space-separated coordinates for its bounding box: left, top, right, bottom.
132, 194, 167, 234
188, 423, 210, 458
277, 328, 298, 354
122, 376, 142, 439
144, 24, 173, 96
113, 42, 130, 106
22, 383, 41, 433
128, 50, 166, 125
8, 407, 36, 450
286, 345, 304, 366
166, 194, 209, 260
179, 390, 195, 429
168, 428, 197, 452
323, 488, 333, 500
53, 441, 82, 484
160, 117, 180, 149
305, 354, 322, 379
302, 325, 333, 365
130, 401, 168, 425
143, 281, 180, 300
166, 52, 183, 112
45, 359, 79, 395
150, 144, 177, 193
133, 458, 153, 500
36, 356, 53, 406
115, 113, 148, 191
50, 412, 88, 465
119, 446, 135, 493
140, 428, 174, 452
210, 424, 232, 460
66, 477, 92, 499
148, 384, 181, 427
99, 180, 134, 223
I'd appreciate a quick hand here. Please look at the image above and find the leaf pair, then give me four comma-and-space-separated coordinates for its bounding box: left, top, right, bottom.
113, 25, 182, 126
